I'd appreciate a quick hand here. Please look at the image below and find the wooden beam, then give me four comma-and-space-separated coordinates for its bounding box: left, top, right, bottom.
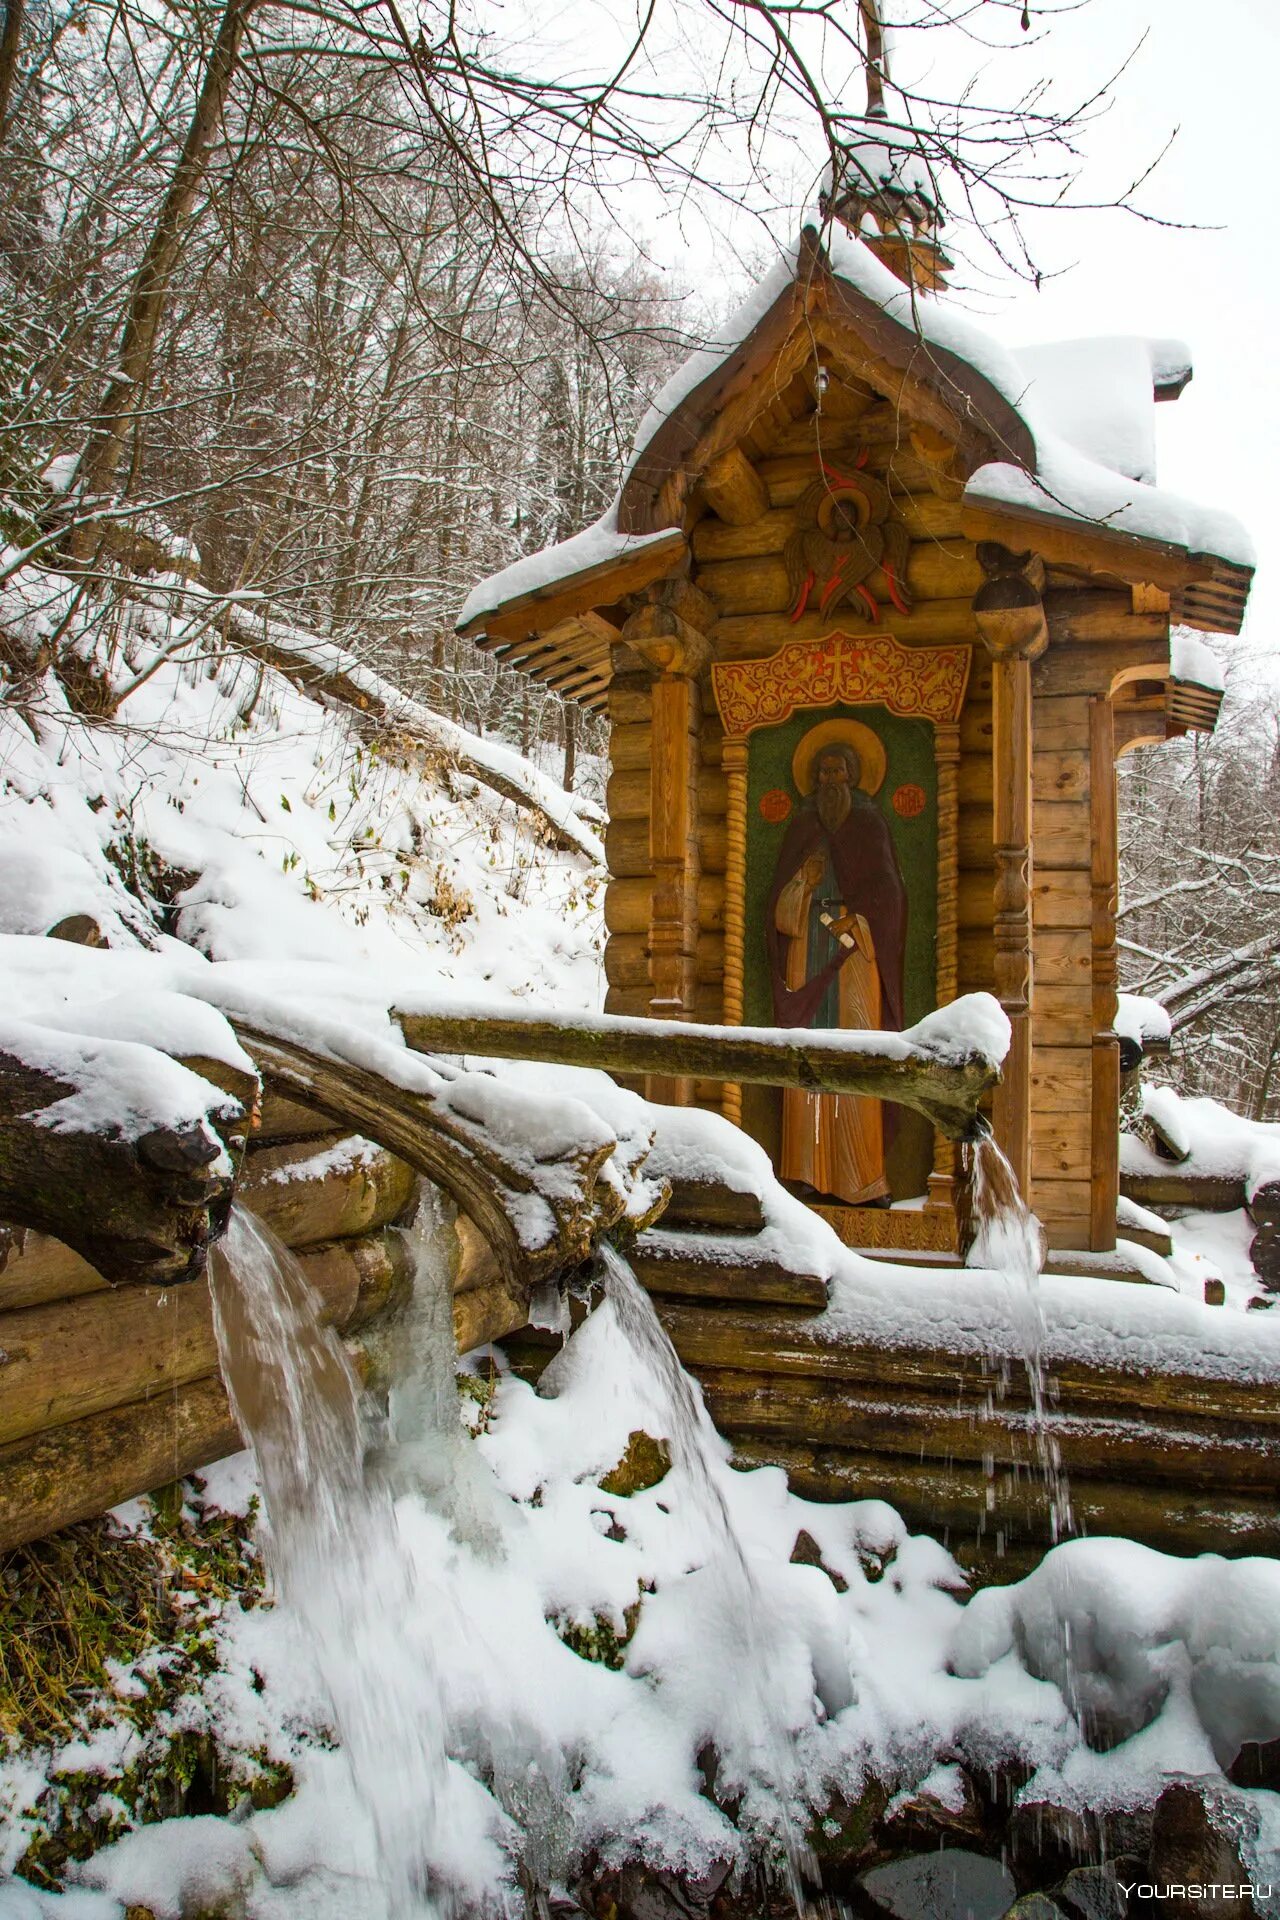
990, 648, 1033, 1194
457, 530, 688, 642
393, 1004, 1001, 1140
701, 446, 770, 527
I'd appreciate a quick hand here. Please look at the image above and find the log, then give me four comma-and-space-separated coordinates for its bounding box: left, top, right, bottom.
239, 1133, 417, 1248
630, 1237, 827, 1310
0, 1228, 526, 1552
0, 1227, 407, 1449
604, 874, 725, 935
695, 1367, 1280, 1489
691, 494, 964, 563
726, 1437, 1280, 1561
0, 1135, 415, 1311
604, 933, 723, 991
649, 1299, 1280, 1427
0, 1021, 247, 1288
230, 1022, 655, 1291
605, 816, 727, 878
1119, 1171, 1246, 1212
393, 998, 1002, 1139
701, 446, 770, 526
712, 600, 979, 658
695, 542, 980, 615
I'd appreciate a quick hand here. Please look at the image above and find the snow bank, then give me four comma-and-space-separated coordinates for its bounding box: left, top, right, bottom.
1122, 1086, 1280, 1201
953, 1539, 1280, 1769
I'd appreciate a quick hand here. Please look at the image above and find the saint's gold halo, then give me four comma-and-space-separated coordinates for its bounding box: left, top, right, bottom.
792, 718, 887, 797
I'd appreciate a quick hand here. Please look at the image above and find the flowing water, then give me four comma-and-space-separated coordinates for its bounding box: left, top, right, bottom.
597, 1243, 815, 1910
210, 1206, 452, 1918
964, 1125, 1074, 1545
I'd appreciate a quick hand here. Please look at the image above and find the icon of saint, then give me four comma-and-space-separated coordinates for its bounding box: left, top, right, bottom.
764, 723, 907, 1205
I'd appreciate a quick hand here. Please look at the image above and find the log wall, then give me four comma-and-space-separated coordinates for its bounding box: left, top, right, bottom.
0, 1093, 530, 1552
504, 1200, 1280, 1581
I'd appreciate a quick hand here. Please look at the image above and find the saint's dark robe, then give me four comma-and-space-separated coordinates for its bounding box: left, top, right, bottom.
764, 792, 907, 1033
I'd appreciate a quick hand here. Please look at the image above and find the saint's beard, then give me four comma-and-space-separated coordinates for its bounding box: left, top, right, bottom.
816, 784, 853, 833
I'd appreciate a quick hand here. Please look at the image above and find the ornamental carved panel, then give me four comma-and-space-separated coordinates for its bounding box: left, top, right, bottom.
711, 631, 971, 740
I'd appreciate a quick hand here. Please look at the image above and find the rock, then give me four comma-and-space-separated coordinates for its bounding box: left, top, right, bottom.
1249, 1220, 1280, 1291
884, 1766, 987, 1847
790, 1528, 849, 1593
1006, 1899, 1065, 1920
1008, 1804, 1095, 1883
856, 1848, 1017, 1920
1147, 1783, 1255, 1919
1055, 1865, 1128, 1920
1229, 1736, 1280, 1791
599, 1430, 672, 1496
809, 1777, 889, 1863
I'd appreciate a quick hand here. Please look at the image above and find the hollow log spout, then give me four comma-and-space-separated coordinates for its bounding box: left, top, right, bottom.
0, 1023, 249, 1287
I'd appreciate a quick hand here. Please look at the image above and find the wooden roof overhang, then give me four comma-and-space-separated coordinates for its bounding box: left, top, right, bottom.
960, 498, 1253, 640
457, 228, 1253, 704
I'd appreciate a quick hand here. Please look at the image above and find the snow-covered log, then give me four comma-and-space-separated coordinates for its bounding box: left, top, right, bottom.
392, 993, 1007, 1141
228, 1021, 665, 1293
0, 1018, 249, 1287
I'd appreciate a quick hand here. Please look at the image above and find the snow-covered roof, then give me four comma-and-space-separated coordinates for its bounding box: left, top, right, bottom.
458, 218, 1253, 661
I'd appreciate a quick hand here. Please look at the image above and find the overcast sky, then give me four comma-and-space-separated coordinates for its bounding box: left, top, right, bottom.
545, 0, 1276, 669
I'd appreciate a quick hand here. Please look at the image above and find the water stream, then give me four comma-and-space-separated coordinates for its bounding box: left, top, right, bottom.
209, 1206, 451, 1918
597, 1243, 815, 1909
208, 1158, 1065, 1917
964, 1125, 1075, 1546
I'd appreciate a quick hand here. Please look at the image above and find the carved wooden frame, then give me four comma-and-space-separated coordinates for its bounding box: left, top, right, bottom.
713, 631, 970, 1239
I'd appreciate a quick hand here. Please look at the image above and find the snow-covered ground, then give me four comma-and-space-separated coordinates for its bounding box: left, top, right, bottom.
3, 568, 1280, 1917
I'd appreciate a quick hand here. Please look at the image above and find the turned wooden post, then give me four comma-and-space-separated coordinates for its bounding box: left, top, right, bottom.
973, 544, 1048, 1199
1089, 693, 1121, 1250
720, 740, 749, 1127
926, 720, 961, 1216
621, 583, 715, 1106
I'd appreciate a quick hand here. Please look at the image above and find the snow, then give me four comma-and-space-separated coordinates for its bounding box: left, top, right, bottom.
455, 505, 676, 630
965, 440, 1255, 570
1009, 336, 1163, 485
6, 1298, 1280, 1919
1172, 629, 1227, 691
1122, 1086, 1280, 1200
1115, 993, 1172, 1050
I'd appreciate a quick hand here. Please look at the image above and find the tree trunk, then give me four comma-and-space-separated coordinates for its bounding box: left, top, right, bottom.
0, 1038, 247, 1286
0, 0, 23, 140
67, 0, 255, 556
563, 699, 577, 792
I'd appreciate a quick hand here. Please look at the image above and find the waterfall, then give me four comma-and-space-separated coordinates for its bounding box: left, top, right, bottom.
210, 1207, 451, 1919
597, 1243, 815, 1911
965, 1126, 1074, 1545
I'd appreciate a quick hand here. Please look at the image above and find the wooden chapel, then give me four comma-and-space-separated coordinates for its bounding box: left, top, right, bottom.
457, 160, 1252, 1264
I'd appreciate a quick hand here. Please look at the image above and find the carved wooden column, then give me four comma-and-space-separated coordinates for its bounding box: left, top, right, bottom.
720, 740, 749, 1126
926, 720, 961, 1214
973, 544, 1048, 1200
1089, 693, 1120, 1250
621, 582, 715, 1106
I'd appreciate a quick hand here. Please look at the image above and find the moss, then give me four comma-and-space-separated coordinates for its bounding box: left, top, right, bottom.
555, 1597, 642, 1671
598, 1431, 671, 1497
2, 1482, 286, 1891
